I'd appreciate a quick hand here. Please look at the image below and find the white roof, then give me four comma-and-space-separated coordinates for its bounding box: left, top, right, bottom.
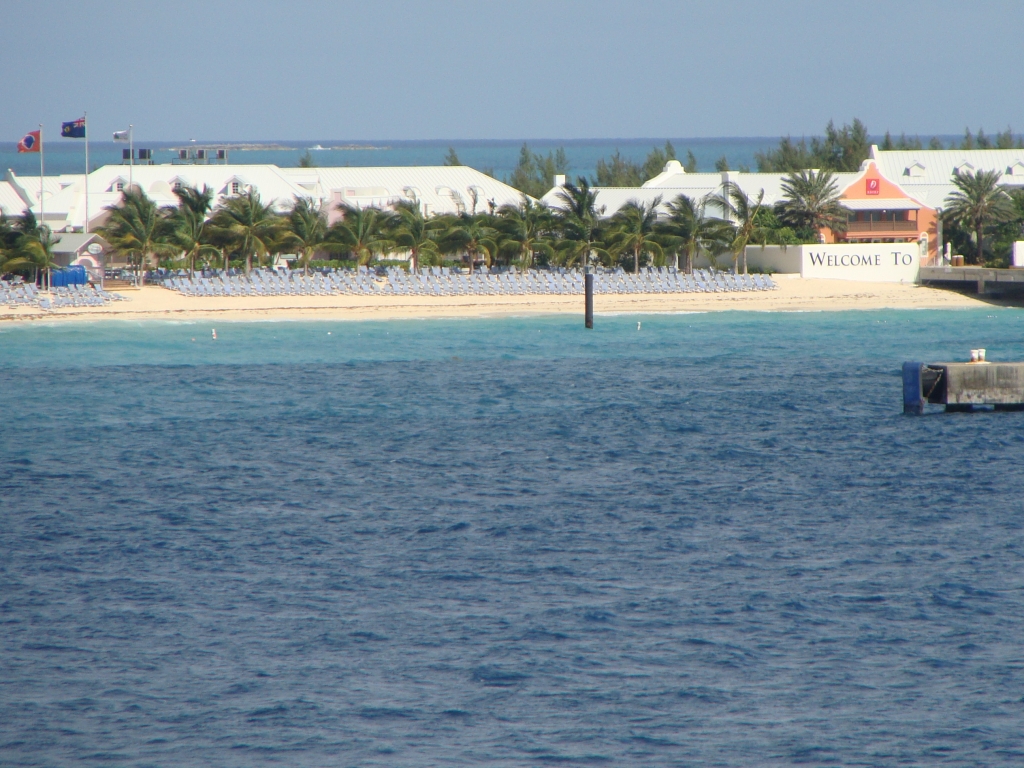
0, 181, 28, 217
870, 146, 1024, 209
308, 165, 526, 217
15, 163, 530, 231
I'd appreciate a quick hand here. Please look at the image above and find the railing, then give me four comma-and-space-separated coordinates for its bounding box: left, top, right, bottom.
846, 220, 918, 233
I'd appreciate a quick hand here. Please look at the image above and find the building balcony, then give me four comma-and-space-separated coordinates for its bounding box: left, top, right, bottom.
846, 220, 918, 233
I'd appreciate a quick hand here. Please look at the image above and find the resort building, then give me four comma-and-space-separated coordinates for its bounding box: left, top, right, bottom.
543, 158, 937, 262
1, 164, 528, 234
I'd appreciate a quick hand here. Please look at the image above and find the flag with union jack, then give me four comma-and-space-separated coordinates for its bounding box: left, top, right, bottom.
61, 117, 86, 138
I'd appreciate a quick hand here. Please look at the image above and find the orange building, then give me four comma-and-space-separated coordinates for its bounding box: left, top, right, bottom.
824, 162, 938, 263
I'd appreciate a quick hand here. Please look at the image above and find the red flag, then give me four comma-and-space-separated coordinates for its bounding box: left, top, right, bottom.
18, 131, 41, 153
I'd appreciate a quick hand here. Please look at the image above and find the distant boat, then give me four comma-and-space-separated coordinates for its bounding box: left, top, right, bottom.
307, 145, 326, 151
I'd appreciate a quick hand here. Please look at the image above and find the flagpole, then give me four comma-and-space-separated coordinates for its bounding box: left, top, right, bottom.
39, 123, 47, 292
38, 124, 44, 236
84, 112, 89, 234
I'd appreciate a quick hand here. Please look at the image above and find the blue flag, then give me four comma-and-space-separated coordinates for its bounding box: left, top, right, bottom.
61, 117, 86, 138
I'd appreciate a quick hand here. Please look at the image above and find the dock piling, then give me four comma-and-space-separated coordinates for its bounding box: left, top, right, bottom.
902, 362, 925, 414
585, 272, 594, 329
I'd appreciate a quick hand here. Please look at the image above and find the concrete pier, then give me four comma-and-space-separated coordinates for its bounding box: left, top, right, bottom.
920, 266, 1024, 297
904, 361, 1024, 413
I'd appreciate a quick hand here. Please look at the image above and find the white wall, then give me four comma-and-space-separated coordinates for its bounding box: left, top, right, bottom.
799, 243, 920, 282
740, 245, 802, 274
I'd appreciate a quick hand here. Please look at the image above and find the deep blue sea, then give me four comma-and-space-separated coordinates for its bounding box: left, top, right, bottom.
2, 310, 1024, 767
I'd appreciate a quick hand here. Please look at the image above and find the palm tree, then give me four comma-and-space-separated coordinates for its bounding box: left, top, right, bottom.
328, 204, 395, 266
97, 188, 175, 285
607, 198, 663, 273
717, 182, 767, 274
284, 197, 341, 274
439, 213, 498, 273
554, 177, 604, 269
495, 196, 553, 269
1, 212, 60, 287
209, 190, 284, 274
389, 200, 441, 272
168, 184, 218, 277
657, 194, 733, 273
944, 169, 1014, 264
776, 169, 849, 237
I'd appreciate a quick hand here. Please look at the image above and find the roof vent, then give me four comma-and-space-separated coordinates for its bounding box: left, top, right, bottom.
904, 161, 926, 178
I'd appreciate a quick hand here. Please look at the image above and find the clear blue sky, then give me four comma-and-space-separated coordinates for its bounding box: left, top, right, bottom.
4, 0, 1023, 142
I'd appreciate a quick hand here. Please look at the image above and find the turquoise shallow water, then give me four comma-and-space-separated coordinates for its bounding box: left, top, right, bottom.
2, 310, 1024, 766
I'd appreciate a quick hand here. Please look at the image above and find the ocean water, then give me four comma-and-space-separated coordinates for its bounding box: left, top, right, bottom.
1, 135, 967, 181
3, 137, 780, 181
2, 310, 1024, 766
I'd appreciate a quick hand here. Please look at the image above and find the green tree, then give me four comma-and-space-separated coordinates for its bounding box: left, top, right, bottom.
593, 142, 691, 186
657, 194, 733, 273
593, 150, 645, 187
880, 131, 924, 151
495, 196, 554, 269
168, 184, 218, 277
776, 170, 849, 237
328, 204, 395, 266
606, 198, 664, 273
757, 118, 870, 172
755, 136, 816, 172
642, 141, 678, 180
995, 127, 1024, 149
506, 144, 570, 198
97, 188, 175, 283
1, 212, 60, 286
209, 190, 285, 274
284, 197, 341, 274
751, 206, 804, 245
443, 147, 461, 166
944, 169, 1014, 264
714, 155, 730, 172
717, 182, 768, 274
988, 188, 1024, 266
553, 178, 607, 268
438, 213, 498, 272
297, 150, 317, 168
389, 199, 441, 272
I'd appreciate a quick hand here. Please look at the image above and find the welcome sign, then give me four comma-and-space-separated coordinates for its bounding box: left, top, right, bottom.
801, 244, 919, 282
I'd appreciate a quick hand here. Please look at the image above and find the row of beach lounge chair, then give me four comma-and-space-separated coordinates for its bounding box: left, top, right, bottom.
163, 267, 778, 298
0, 281, 128, 311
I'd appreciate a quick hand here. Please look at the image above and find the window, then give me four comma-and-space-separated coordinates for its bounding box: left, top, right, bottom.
172, 181, 182, 191
231, 182, 241, 194
116, 182, 124, 192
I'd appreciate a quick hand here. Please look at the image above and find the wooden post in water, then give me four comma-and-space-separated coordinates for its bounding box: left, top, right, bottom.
584, 271, 594, 329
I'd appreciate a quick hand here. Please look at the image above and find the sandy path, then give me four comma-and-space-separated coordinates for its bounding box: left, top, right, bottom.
0, 275, 998, 324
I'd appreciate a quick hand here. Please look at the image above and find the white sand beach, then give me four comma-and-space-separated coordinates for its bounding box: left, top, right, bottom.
0, 275, 998, 324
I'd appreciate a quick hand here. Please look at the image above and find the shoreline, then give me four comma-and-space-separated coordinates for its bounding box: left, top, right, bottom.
0, 275, 1005, 325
